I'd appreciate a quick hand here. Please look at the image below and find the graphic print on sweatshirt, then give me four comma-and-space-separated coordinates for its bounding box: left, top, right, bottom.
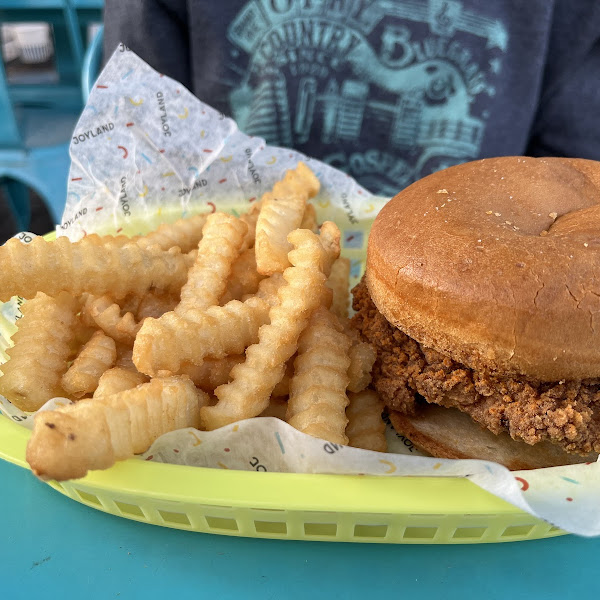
225, 0, 508, 196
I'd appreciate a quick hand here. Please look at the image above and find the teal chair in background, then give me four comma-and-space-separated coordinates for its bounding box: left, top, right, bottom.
0, 0, 103, 231
81, 21, 102, 101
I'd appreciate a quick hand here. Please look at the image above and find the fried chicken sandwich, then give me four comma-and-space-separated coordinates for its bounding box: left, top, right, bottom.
352, 156, 600, 469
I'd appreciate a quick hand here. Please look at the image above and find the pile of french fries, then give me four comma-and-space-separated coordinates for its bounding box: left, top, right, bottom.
0, 162, 386, 482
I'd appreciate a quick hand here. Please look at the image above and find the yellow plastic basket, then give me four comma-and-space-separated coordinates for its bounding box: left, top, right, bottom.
0, 415, 565, 543
0, 229, 567, 544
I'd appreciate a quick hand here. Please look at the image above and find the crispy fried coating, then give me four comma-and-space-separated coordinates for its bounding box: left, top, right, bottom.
352, 279, 600, 455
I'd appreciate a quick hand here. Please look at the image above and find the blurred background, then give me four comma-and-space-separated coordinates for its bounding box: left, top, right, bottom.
0, 1, 104, 243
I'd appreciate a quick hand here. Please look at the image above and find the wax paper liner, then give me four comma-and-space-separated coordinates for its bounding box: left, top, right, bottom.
1, 48, 599, 537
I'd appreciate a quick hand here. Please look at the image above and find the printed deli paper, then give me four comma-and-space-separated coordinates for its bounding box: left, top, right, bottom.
1, 48, 600, 538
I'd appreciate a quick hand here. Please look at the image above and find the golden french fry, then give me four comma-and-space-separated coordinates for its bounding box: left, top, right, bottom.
120, 293, 143, 315
177, 212, 248, 315
239, 201, 262, 250
135, 290, 179, 320
26, 376, 209, 481
327, 257, 351, 319
114, 344, 135, 370
201, 228, 336, 430
343, 322, 377, 393
61, 330, 117, 398
102, 235, 143, 247
69, 316, 97, 359
133, 275, 284, 375
0, 235, 191, 301
300, 202, 317, 231
219, 248, 265, 304
0, 292, 78, 411
93, 367, 148, 398
272, 358, 294, 397
260, 397, 288, 420
346, 389, 387, 452
137, 213, 208, 253
178, 355, 244, 391
255, 162, 320, 275
318, 221, 341, 277
83, 294, 141, 346
286, 307, 351, 445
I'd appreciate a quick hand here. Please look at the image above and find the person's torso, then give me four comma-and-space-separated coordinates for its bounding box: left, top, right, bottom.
189, 0, 555, 195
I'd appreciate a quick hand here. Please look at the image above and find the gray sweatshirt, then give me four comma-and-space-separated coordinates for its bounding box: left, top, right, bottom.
104, 0, 600, 196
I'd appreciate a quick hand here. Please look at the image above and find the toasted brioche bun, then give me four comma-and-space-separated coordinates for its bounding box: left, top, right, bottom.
366, 157, 600, 381
389, 405, 598, 471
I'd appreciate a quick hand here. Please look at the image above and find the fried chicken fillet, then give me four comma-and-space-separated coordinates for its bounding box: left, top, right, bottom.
352, 280, 600, 455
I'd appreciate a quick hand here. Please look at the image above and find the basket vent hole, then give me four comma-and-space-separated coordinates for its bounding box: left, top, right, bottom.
354, 524, 388, 538
115, 501, 145, 518
205, 516, 239, 531
452, 527, 487, 539
159, 510, 191, 526
75, 490, 101, 506
501, 524, 534, 537
254, 521, 287, 535
304, 523, 337, 537
403, 526, 437, 540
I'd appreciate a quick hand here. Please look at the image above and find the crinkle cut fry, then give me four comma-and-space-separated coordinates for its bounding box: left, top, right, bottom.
0, 291, 78, 411
341, 318, 377, 393
61, 330, 117, 398
346, 389, 387, 452
133, 275, 284, 376
327, 257, 351, 319
239, 201, 262, 251
26, 376, 210, 481
136, 213, 208, 253
177, 212, 247, 315
260, 397, 288, 420
135, 290, 179, 320
178, 355, 245, 391
0, 234, 191, 301
201, 227, 340, 430
286, 306, 351, 445
255, 162, 320, 275
300, 202, 317, 231
83, 294, 141, 346
93, 367, 148, 398
219, 248, 265, 304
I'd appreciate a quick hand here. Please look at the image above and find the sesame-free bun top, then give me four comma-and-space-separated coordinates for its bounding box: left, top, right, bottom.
366, 157, 600, 381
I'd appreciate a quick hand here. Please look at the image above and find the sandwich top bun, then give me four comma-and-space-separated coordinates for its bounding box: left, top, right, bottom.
366, 157, 600, 382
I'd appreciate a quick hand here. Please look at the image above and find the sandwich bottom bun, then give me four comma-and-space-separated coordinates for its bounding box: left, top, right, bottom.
389, 405, 598, 471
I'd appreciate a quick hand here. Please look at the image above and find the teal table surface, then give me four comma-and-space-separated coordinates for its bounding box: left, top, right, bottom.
2, 459, 599, 599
